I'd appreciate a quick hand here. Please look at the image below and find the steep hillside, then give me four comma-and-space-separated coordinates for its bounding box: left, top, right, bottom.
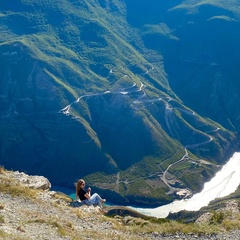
0, 0, 239, 205
128, 0, 240, 131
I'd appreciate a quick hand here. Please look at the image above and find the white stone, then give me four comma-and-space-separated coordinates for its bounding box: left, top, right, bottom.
9, 171, 51, 190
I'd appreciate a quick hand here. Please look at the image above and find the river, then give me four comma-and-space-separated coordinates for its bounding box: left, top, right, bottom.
52, 152, 240, 218
129, 152, 240, 218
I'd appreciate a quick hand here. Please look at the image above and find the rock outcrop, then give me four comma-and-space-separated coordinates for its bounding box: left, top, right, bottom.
7, 171, 51, 190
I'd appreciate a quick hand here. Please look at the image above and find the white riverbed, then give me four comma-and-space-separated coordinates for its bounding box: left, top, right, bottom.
129, 152, 240, 218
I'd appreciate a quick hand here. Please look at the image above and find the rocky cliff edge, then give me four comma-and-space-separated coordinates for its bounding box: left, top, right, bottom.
0, 168, 240, 240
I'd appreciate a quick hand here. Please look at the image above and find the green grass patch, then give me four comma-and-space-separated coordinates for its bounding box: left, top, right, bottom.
44, 69, 78, 99
0, 215, 4, 224
210, 211, 225, 225
0, 229, 8, 238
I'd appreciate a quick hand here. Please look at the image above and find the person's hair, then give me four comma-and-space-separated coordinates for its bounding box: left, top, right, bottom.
76, 179, 85, 193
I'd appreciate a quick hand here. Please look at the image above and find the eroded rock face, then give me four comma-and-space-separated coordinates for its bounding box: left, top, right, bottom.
8, 171, 51, 190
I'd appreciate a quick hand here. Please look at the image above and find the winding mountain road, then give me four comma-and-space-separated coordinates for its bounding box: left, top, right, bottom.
58, 65, 221, 196
161, 149, 188, 193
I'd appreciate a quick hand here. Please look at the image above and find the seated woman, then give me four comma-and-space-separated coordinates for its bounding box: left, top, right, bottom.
75, 179, 106, 209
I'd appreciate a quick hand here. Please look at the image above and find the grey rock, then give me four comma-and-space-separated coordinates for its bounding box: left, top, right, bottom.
8, 171, 51, 190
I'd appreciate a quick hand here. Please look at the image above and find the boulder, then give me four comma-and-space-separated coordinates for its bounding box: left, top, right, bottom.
8, 171, 51, 190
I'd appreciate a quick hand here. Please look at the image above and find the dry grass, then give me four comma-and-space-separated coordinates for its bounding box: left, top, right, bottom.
0, 166, 5, 174
0, 230, 8, 239
95, 215, 220, 239
0, 177, 37, 199
0, 215, 4, 223
122, 210, 240, 237
221, 213, 240, 231
27, 217, 73, 237
222, 218, 240, 231
159, 221, 220, 234
52, 192, 72, 203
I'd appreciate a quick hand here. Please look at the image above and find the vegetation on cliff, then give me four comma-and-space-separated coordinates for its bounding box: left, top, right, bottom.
0, 0, 239, 205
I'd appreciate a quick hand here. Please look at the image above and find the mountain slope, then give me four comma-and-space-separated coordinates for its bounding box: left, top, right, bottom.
0, 0, 239, 205
130, 0, 240, 131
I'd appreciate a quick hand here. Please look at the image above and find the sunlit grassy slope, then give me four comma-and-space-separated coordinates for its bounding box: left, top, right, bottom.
173, 0, 240, 16
0, 0, 239, 205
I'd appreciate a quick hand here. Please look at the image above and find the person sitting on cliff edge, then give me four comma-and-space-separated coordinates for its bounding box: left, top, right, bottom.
75, 179, 106, 209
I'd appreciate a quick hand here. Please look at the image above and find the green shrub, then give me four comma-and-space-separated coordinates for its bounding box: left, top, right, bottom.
0, 215, 4, 223
210, 211, 225, 225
